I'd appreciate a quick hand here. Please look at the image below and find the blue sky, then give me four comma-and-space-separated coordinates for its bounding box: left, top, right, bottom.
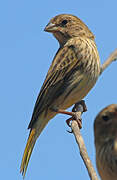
0, 0, 117, 179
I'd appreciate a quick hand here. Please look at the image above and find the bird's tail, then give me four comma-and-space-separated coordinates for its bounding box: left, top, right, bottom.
20, 128, 37, 178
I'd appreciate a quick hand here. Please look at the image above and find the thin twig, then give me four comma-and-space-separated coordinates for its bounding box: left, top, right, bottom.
100, 49, 117, 75
70, 101, 99, 180
72, 121, 98, 180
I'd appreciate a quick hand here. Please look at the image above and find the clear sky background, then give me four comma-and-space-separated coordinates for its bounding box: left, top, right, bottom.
0, 0, 117, 179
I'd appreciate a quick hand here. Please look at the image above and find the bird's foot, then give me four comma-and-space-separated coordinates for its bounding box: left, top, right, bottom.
66, 100, 87, 133
51, 100, 87, 133
66, 115, 82, 128
66, 116, 82, 133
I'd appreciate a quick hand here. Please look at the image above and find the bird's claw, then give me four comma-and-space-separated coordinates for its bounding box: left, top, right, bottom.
66, 129, 73, 133
66, 117, 73, 127
66, 116, 82, 133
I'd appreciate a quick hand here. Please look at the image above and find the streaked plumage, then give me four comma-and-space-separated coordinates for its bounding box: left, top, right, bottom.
20, 14, 100, 177
94, 104, 117, 180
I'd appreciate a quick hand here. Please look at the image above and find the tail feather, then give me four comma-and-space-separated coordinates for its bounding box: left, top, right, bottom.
20, 129, 36, 178
20, 114, 51, 178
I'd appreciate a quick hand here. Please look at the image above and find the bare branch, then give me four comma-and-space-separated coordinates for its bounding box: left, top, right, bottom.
100, 49, 117, 75
70, 101, 99, 180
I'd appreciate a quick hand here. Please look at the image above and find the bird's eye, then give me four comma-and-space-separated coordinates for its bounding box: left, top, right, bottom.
102, 115, 110, 122
61, 20, 68, 26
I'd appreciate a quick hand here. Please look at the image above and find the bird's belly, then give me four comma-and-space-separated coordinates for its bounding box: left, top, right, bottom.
57, 74, 97, 110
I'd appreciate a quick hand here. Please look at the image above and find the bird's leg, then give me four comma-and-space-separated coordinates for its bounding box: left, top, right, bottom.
51, 106, 76, 116
51, 100, 87, 131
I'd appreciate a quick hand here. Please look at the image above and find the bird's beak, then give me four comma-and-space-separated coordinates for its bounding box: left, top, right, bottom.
44, 22, 57, 32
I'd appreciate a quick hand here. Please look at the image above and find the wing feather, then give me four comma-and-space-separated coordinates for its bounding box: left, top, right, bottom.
28, 37, 93, 129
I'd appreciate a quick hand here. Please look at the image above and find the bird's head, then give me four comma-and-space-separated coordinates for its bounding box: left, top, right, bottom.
44, 14, 94, 46
94, 104, 117, 146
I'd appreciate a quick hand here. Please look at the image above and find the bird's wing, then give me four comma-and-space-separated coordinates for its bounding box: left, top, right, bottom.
28, 39, 85, 129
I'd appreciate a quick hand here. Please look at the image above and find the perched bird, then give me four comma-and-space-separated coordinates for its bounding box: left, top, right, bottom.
94, 104, 117, 180
20, 14, 101, 177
